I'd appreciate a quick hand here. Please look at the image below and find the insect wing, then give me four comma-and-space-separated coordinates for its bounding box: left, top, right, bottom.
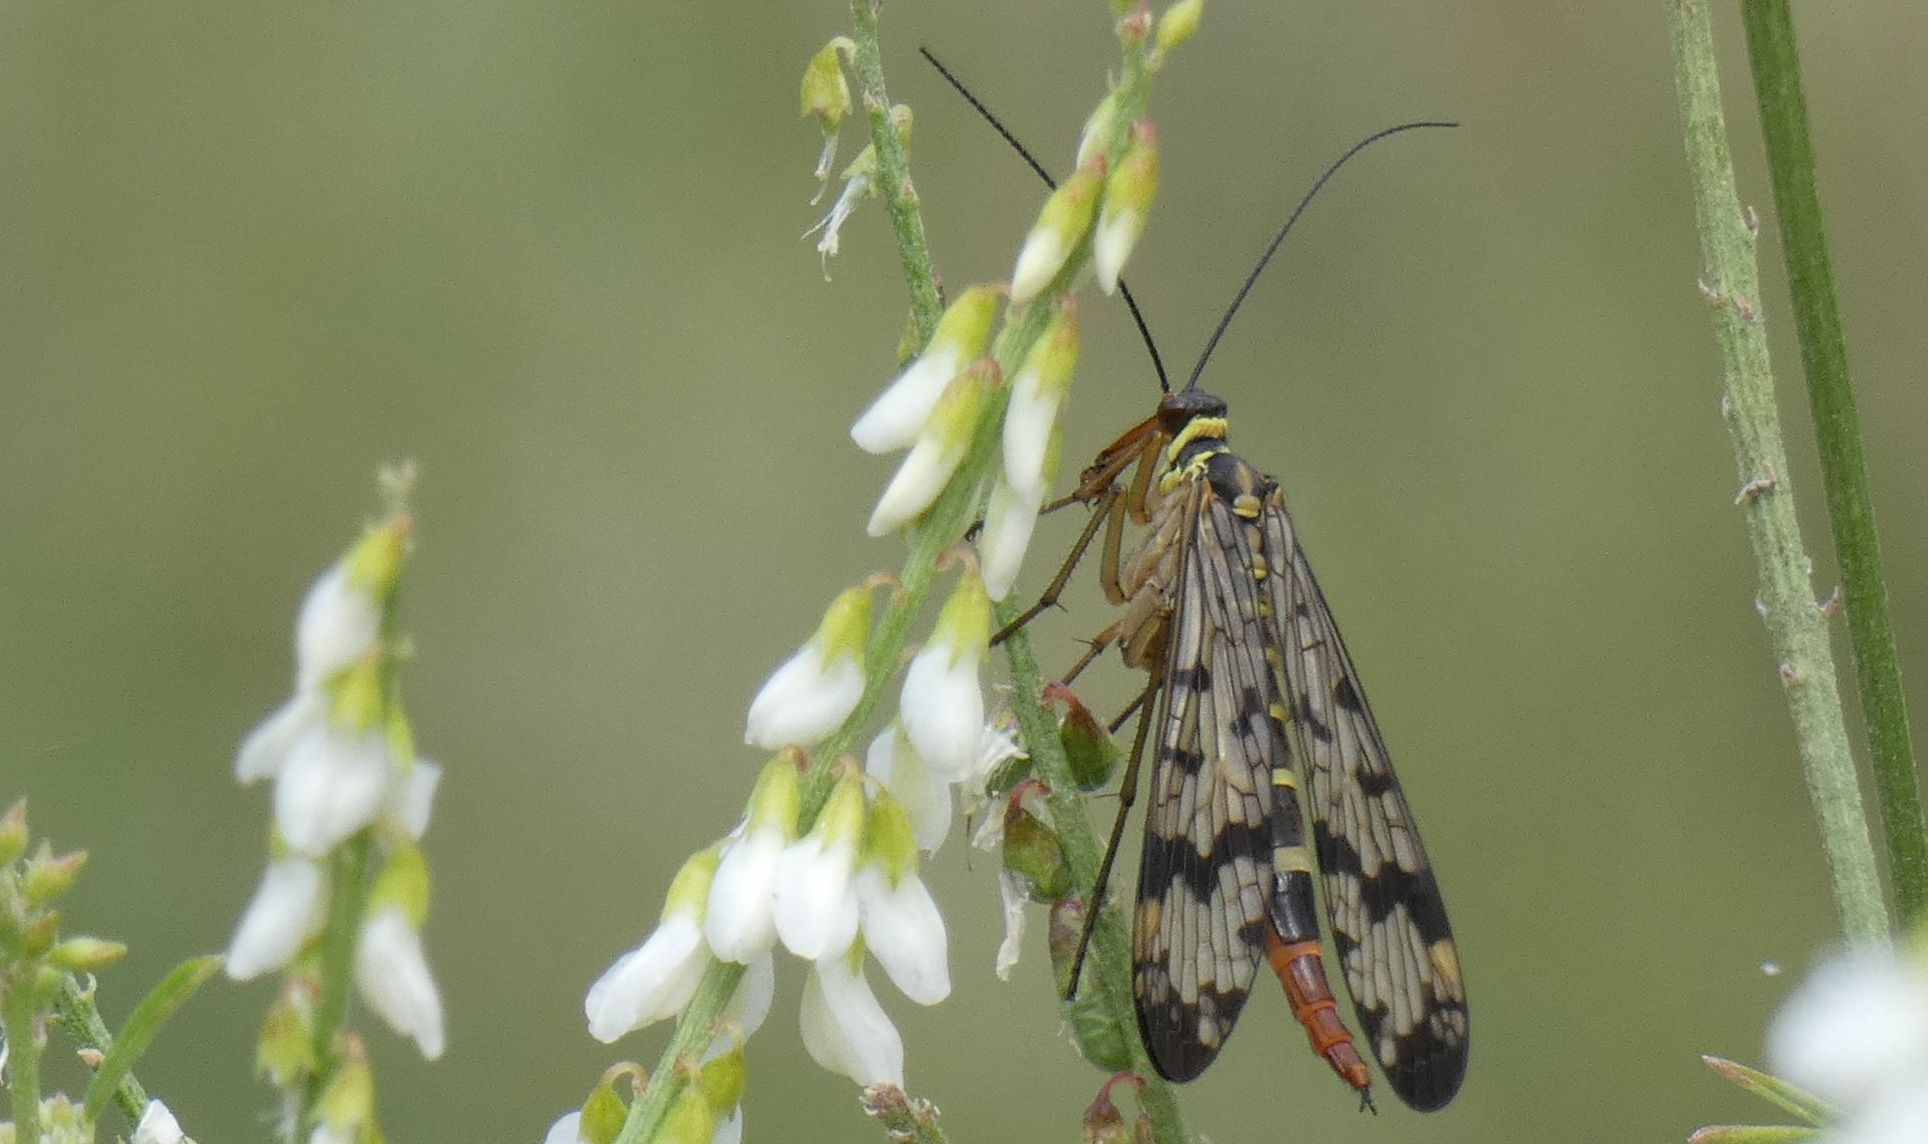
1132, 478, 1289, 1081
1262, 497, 1470, 1110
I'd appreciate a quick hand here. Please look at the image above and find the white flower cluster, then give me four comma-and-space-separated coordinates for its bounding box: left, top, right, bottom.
559, 80, 1167, 1142
584, 762, 949, 1097
1768, 940, 1928, 1144
224, 515, 446, 1063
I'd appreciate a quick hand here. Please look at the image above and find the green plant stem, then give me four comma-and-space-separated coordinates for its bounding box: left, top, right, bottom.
52, 975, 149, 1122
3, 975, 42, 1144
305, 834, 373, 1114
1665, 0, 1887, 941
849, 0, 943, 346
857, 10, 1187, 1143
1000, 602, 1189, 1144
1739, 0, 1925, 925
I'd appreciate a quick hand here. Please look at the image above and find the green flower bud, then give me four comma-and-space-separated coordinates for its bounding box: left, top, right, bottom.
341, 513, 411, 603
315, 1037, 375, 1137
24, 845, 85, 906
579, 1076, 630, 1144
49, 935, 127, 972
1002, 781, 1070, 901
368, 841, 431, 927
328, 656, 388, 735
0, 799, 27, 868
1154, 0, 1204, 59
659, 1087, 717, 1144
816, 767, 870, 852
256, 984, 319, 1087
1051, 899, 1133, 1070
1010, 158, 1107, 306
863, 789, 920, 885
744, 751, 804, 836
698, 1041, 748, 1114
662, 844, 723, 922
1094, 121, 1160, 294
1046, 683, 1124, 791
800, 39, 853, 128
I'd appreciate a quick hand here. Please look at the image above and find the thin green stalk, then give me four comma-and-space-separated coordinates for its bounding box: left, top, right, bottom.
52, 976, 149, 1122
3, 977, 42, 1144
849, 10, 1190, 1141
1739, 0, 1925, 923
854, 8, 1186, 1142
305, 834, 372, 1113
1665, 0, 1887, 941
849, 0, 943, 346
1000, 603, 1189, 1143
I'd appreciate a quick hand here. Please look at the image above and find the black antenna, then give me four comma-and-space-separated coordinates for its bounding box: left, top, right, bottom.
920, 47, 1172, 393
1184, 120, 1457, 391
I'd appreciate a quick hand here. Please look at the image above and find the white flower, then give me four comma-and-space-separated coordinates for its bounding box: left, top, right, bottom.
864, 727, 951, 853
707, 826, 786, 962
355, 905, 445, 1060
851, 286, 1001, 454
899, 577, 989, 781
586, 911, 711, 1043
1836, 1084, 1928, 1144
866, 367, 990, 537
1010, 161, 1105, 307
804, 168, 870, 267
852, 347, 966, 456
771, 775, 865, 960
1010, 231, 1067, 309
1075, 90, 1120, 169
744, 650, 863, 750
131, 1099, 185, 1144
971, 721, 1026, 795
854, 864, 950, 1005
274, 725, 393, 856
385, 758, 442, 841
712, 1108, 744, 1144
744, 585, 871, 750
720, 952, 777, 1039
296, 564, 383, 691
707, 758, 802, 961
867, 436, 967, 537
587, 848, 719, 1043
800, 951, 904, 1087
1002, 387, 1057, 508
1091, 210, 1139, 297
995, 871, 1029, 981
543, 1111, 587, 1144
226, 856, 328, 980
1769, 946, 1928, 1110
234, 691, 325, 784
1092, 122, 1159, 296
979, 473, 1046, 602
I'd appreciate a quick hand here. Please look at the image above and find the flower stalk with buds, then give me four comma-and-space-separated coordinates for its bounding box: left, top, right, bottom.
604, 7, 1201, 1142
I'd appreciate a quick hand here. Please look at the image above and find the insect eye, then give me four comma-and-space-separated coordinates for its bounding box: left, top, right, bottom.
1154, 397, 1193, 435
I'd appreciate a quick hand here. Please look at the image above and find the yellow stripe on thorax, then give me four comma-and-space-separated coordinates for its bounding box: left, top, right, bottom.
1156, 416, 1229, 494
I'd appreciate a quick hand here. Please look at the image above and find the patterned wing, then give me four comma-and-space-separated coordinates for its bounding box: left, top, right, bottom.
1260, 491, 1470, 1110
1132, 479, 1291, 1081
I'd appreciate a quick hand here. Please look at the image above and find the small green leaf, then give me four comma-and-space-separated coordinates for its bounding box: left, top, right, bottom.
1689, 1126, 1820, 1144
84, 955, 221, 1117
1701, 1056, 1832, 1126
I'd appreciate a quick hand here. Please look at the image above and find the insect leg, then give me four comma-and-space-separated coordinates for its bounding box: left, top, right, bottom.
1062, 671, 1160, 1000
992, 484, 1123, 646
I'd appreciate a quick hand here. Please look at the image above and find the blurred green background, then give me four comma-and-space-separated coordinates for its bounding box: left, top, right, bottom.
5, 1, 1926, 1141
